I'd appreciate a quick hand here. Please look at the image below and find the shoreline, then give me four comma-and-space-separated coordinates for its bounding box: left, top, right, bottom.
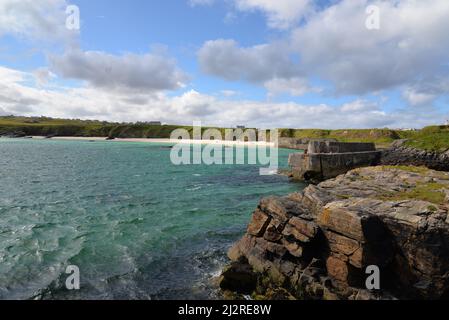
23, 136, 276, 147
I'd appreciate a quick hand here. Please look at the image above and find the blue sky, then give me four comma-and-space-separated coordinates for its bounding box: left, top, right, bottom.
0, 0, 448, 128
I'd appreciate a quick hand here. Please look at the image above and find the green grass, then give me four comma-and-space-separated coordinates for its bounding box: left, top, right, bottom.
279, 126, 449, 151
279, 128, 402, 148
402, 125, 449, 152
377, 182, 447, 205
0, 116, 267, 140
378, 165, 431, 174
0, 116, 188, 138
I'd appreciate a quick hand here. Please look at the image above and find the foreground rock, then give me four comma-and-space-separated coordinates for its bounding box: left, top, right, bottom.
221, 166, 449, 300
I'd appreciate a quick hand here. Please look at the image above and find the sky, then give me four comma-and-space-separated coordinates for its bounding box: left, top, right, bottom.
0, 0, 448, 129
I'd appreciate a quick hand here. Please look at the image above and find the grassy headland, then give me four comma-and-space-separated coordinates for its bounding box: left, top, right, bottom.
279, 126, 449, 151
0, 116, 229, 139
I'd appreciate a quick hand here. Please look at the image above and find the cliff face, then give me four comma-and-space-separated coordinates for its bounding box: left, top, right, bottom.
221, 166, 449, 300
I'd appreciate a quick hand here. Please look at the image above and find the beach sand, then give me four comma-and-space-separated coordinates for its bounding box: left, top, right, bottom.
30, 136, 275, 147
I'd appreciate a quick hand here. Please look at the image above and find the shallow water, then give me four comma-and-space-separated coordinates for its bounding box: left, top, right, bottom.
0, 138, 304, 300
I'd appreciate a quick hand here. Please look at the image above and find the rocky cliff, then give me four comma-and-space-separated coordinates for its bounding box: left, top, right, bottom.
220, 166, 449, 300
382, 140, 449, 172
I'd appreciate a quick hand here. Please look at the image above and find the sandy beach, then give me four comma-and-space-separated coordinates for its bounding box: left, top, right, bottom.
30, 136, 275, 147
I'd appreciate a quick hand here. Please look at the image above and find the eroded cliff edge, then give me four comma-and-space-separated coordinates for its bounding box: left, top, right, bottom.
220, 166, 449, 300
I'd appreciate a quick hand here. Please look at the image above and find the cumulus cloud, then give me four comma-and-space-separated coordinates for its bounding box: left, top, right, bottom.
402, 88, 437, 107
190, 0, 312, 29
33, 68, 55, 87
1, 66, 447, 129
0, 0, 77, 42
198, 39, 302, 83
340, 100, 380, 113
264, 77, 319, 97
197, 0, 449, 103
221, 90, 239, 97
234, 0, 312, 29
198, 39, 317, 97
1, 1, 188, 95
49, 49, 188, 93
290, 0, 449, 95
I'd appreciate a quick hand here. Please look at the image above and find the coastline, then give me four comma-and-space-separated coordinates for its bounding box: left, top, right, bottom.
27, 136, 275, 147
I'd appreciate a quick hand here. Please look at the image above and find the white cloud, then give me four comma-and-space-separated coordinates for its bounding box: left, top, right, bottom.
1, 66, 447, 129
198, 39, 316, 97
190, 0, 312, 29
290, 0, 449, 95
198, 39, 300, 83
264, 77, 319, 97
234, 0, 312, 29
189, 0, 215, 7
49, 49, 188, 93
341, 100, 380, 113
33, 68, 56, 87
198, 0, 449, 102
402, 88, 437, 107
0, 0, 77, 42
221, 90, 239, 97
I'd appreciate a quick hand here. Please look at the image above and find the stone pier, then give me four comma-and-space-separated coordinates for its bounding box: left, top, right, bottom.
288, 141, 381, 181
277, 138, 337, 150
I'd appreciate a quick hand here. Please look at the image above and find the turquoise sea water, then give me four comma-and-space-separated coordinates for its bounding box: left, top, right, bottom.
0, 138, 304, 300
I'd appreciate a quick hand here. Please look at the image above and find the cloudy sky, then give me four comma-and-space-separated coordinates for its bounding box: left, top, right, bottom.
0, 0, 448, 129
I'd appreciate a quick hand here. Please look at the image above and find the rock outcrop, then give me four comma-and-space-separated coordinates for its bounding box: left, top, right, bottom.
381, 140, 449, 172
221, 166, 449, 300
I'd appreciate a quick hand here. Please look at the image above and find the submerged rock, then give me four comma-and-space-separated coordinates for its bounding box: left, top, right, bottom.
221, 166, 449, 300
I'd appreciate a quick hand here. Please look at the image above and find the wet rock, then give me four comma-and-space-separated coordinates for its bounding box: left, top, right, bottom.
247, 210, 271, 237
326, 256, 349, 283
219, 258, 257, 294
282, 238, 303, 258
263, 224, 283, 242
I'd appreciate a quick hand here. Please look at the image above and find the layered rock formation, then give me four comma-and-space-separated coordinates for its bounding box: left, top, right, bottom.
221, 166, 449, 300
382, 140, 449, 172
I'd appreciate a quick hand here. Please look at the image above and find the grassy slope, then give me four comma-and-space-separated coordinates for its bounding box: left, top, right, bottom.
0, 116, 215, 139
279, 127, 449, 151
401, 125, 449, 152
1, 116, 449, 151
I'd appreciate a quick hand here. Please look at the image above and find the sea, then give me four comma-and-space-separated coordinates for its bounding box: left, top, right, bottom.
0, 138, 304, 300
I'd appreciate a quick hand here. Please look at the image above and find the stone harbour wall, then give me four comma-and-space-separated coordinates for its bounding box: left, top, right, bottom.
277, 138, 337, 151
289, 151, 382, 181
